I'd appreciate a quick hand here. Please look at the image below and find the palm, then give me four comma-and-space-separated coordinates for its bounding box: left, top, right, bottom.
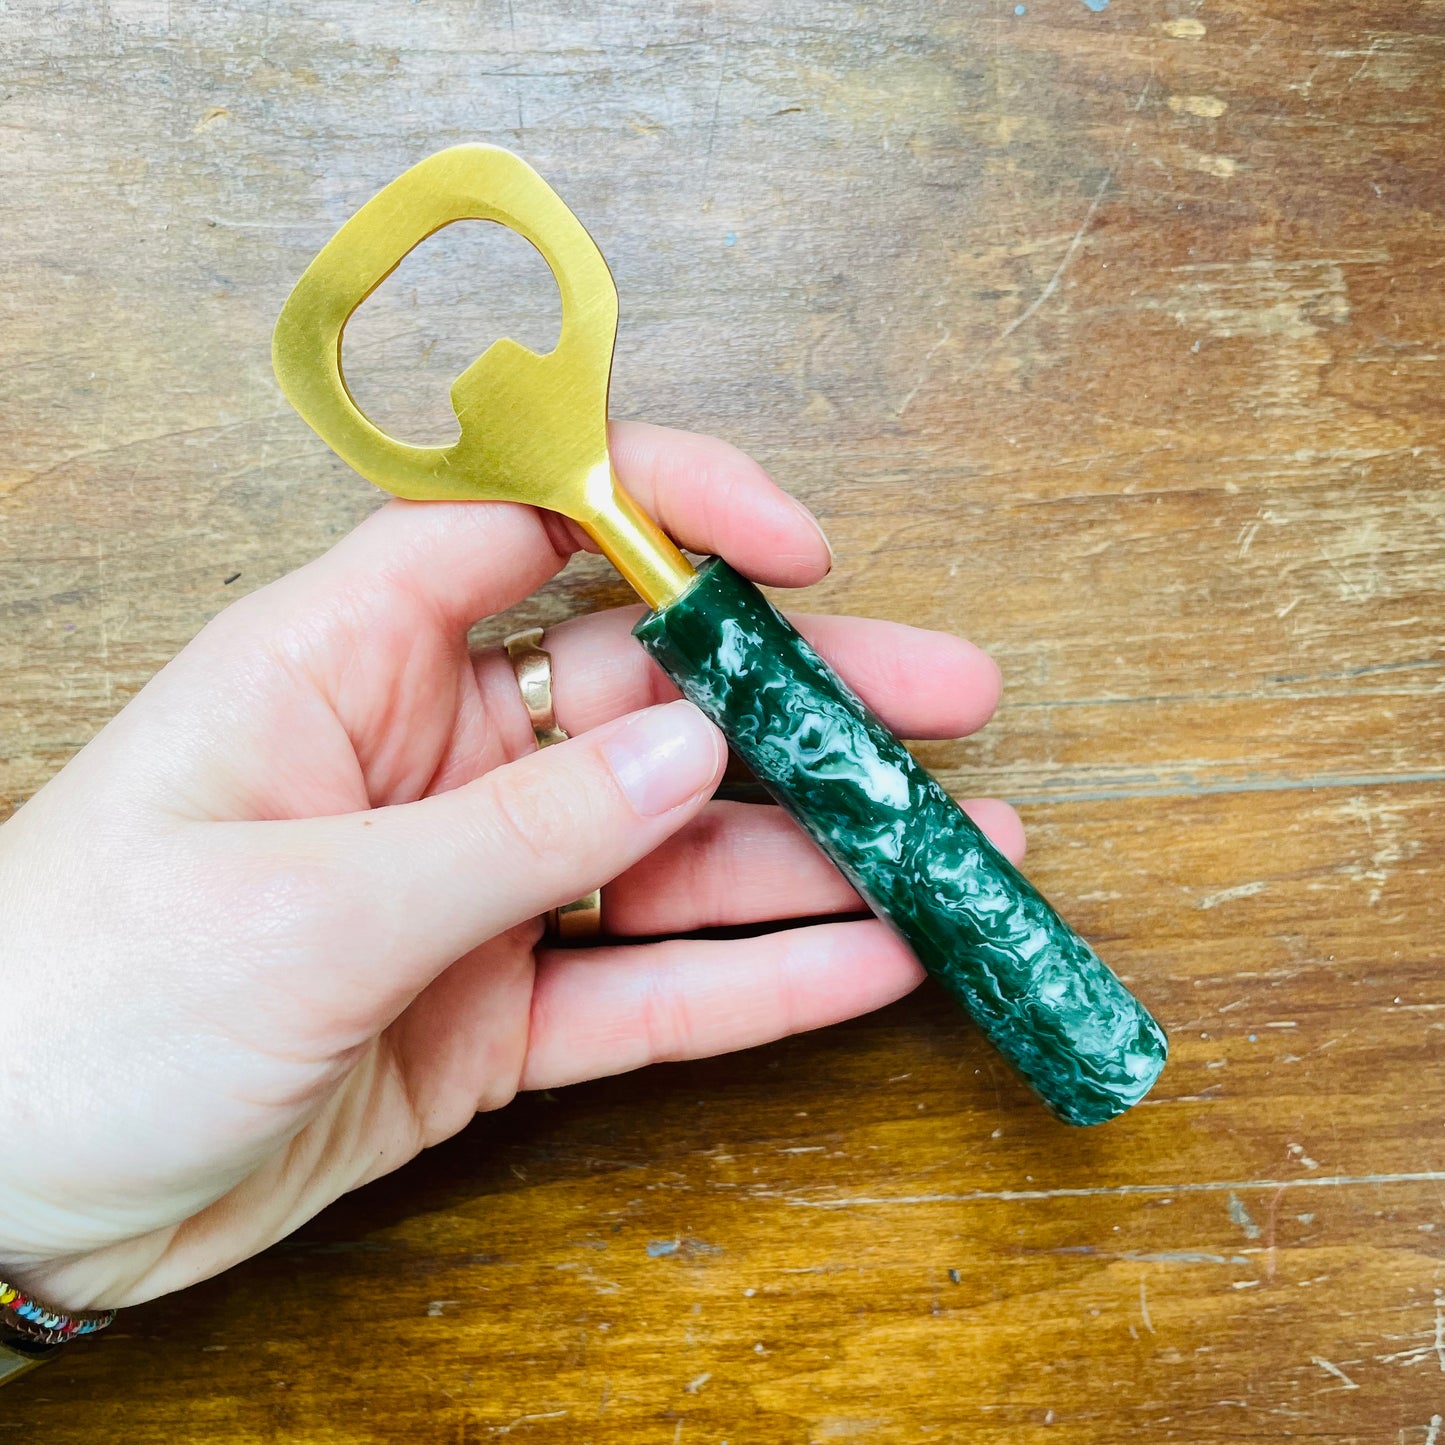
246, 582, 549, 1141
166, 560, 547, 1200
206, 579, 491, 822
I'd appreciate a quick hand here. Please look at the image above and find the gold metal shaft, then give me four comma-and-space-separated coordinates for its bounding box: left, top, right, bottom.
576, 462, 696, 610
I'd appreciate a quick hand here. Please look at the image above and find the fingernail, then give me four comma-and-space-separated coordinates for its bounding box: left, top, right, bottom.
602, 701, 723, 817
791, 496, 834, 570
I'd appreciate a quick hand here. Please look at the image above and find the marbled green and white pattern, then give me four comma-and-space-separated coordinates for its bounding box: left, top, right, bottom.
635, 558, 1168, 1126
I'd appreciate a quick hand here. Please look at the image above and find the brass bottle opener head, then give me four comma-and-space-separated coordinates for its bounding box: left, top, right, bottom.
273, 145, 694, 608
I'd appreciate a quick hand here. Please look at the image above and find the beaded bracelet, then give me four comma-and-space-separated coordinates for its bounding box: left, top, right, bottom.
0, 1278, 116, 1348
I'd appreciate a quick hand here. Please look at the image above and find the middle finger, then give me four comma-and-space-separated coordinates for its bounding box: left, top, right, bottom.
476, 605, 1003, 755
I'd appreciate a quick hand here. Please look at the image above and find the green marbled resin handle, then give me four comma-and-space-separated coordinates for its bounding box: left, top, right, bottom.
633, 557, 1167, 1126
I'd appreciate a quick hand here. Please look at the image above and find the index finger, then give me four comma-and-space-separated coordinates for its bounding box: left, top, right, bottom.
280, 421, 834, 633
597, 420, 833, 588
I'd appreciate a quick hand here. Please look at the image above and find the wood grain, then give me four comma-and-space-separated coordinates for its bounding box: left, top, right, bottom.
2, 0, 1442, 1439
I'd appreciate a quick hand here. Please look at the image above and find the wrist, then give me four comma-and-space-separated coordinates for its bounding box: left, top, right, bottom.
0, 1229, 173, 1314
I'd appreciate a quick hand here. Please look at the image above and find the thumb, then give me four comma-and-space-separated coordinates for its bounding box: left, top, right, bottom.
239, 700, 725, 1022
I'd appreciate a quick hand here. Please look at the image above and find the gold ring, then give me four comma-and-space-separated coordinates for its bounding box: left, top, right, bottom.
503, 628, 603, 942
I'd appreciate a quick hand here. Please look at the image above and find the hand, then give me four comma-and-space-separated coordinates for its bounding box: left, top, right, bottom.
0, 422, 1020, 1310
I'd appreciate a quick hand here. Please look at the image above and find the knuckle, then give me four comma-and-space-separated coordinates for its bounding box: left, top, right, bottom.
637, 967, 693, 1065
480, 753, 588, 876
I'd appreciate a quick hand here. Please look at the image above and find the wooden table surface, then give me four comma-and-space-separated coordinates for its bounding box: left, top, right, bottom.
3, 2, 1443, 1439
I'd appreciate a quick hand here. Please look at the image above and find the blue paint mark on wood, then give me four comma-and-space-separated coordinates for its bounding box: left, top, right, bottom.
1080, 0, 1109, 9
646, 1237, 725, 1258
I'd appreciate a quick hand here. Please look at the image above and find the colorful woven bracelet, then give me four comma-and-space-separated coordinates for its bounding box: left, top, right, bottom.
0, 1278, 116, 1348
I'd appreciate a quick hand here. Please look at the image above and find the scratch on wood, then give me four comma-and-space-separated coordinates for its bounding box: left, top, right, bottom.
1197, 880, 1266, 910
990, 63, 1161, 350
785, 1170, 1445, 1209
494, 1411, 568, 1435
506, 0, 524, 135
1123, 1251, 1250, 1265
95, 536, 114, 710
1168, 94, 1229, 118
1347, 36, 1387, 85
896, 326, 953, 418
1139, 1277, 1155, 1333
996, 165, 1113, 344
698, 36, 730, 196
1379, 1340, 1444, 1368
997, 771, 1445, 807
1311, 1356, 1359, 1390
1263, 1185, 1287, 1282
